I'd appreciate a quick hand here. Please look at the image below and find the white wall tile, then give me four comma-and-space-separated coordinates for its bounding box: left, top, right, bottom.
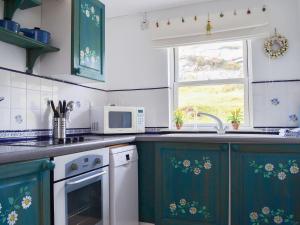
41, 91, 53, 129
41, 91, 52, 110
41, 78, 53, 92
0, 70, 11, 86
27, 110, 41, 130
41, 108, 52, 129
0, 86, 10, 109
27, 76, 41, 91
0, 109, 10, 130
11, 109, 26, 130
11, 72, 26, 88
27, 90, 41, 111
253, 82, 300, 127
11, 88, 26, 109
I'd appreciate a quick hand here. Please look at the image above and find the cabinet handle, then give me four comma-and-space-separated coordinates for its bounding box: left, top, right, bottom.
42, 160, 56, 171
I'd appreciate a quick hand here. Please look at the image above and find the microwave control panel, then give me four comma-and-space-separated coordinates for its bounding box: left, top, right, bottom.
136, 107, 145, 133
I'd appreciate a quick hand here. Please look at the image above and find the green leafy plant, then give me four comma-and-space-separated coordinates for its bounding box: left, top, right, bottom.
174, 109, 185, 129
227, 108, 243, 124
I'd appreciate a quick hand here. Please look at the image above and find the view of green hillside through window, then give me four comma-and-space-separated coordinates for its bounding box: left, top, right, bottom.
176, 41, 246, 125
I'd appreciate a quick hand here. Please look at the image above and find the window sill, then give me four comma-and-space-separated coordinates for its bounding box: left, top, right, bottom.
161, 127, 279, 134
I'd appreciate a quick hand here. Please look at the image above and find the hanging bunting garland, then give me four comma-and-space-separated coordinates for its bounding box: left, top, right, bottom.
152, 5, 267, 34
264, 29, 289, 59
206, 14, 212, 35
156, 21, 159, 28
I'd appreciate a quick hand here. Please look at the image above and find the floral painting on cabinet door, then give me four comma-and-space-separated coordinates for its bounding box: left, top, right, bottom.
169, 198, 210, 219
170, 156, 212, 175
81, 3, 100, 27
80, 47, 100, 70
249, 207, 298, 225
0, 186, 32, 225
249, 160, 299, 181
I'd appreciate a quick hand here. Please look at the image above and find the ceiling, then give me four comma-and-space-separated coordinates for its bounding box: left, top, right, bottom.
102, 0, 214, 18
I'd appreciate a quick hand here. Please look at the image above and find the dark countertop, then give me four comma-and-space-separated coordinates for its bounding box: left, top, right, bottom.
0, 135, 135, 164
1, 133, 300, 164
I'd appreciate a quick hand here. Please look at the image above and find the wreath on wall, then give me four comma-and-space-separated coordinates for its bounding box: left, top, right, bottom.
264, 29, 288, 59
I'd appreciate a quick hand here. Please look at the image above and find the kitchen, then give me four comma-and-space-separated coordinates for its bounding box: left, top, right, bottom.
0, 0, 300, 225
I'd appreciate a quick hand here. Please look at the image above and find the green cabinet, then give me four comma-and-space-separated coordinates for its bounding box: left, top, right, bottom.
72, 0, 105, 81
0, 159, 54, 225
155, 143, 229, 225
137, 142, 156, 223
232, 144, 300, 225
137, 142, 229, 225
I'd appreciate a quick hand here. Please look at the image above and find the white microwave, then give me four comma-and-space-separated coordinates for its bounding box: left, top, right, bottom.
91, 106, 145, 134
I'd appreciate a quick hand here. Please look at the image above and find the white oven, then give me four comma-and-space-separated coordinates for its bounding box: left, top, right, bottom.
53, 148, 109, 225
91, 106, 145, 134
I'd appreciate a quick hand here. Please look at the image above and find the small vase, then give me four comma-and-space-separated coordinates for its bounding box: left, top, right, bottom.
176, 124, 182, 130
232, 122, 240, 130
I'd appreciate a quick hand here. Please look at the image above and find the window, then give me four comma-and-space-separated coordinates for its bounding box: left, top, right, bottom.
173, 40, 250, 127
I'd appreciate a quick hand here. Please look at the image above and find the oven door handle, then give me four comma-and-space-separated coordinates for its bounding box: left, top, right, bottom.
66, 171, 107, 186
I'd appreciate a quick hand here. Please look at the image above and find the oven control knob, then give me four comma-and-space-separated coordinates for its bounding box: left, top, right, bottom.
70, 163, 78, 171
95, 158, 101, 164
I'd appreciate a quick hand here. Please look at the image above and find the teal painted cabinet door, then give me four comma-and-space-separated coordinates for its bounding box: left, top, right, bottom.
136, 142, 156, 224
0, 159, 54, 225
72, 0, 105, 81
155, 143, 229, 225
232, 144, 300, 225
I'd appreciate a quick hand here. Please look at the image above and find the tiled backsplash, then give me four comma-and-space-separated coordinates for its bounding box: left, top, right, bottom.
253, 81, 300, 128
0, 68, 107, 136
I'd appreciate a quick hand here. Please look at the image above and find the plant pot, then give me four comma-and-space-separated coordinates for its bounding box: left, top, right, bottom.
232, 122, 240, 130
176, 123, 183, 130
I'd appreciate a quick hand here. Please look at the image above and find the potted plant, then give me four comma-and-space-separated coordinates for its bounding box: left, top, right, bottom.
174, 109, 184, 130
227, 108, 242, 130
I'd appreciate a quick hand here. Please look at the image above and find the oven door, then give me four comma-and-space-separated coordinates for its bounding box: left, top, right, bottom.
54, 167, 109, 225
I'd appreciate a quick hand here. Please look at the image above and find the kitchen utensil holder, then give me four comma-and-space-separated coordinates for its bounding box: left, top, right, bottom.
53, 118, 66, 139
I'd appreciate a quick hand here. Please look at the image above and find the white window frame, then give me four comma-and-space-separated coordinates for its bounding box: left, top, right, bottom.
171, 40, 251, 129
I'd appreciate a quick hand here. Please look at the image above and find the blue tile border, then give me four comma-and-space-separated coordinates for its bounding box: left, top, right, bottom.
0, 128, 91, 140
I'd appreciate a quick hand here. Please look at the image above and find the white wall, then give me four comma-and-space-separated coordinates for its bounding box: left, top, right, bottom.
106, 15, 169, 127
107, 0, 300, 128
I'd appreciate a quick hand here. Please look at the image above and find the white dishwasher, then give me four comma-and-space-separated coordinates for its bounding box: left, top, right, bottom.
110, 145, 139, 225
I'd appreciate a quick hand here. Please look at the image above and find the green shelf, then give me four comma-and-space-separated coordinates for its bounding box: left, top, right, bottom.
0, 27, 59, 73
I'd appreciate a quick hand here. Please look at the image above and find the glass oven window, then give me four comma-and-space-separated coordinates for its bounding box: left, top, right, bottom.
109, 111, 132, 128
67, 181, 102, 225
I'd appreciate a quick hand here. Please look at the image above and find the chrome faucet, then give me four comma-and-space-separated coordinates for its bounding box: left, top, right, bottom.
197, 112, 227, 135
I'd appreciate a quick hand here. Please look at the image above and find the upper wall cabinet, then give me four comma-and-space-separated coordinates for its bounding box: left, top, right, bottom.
41, 0, 105, 82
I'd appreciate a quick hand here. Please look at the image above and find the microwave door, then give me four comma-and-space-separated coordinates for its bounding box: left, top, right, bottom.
108, 111, 134, 130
